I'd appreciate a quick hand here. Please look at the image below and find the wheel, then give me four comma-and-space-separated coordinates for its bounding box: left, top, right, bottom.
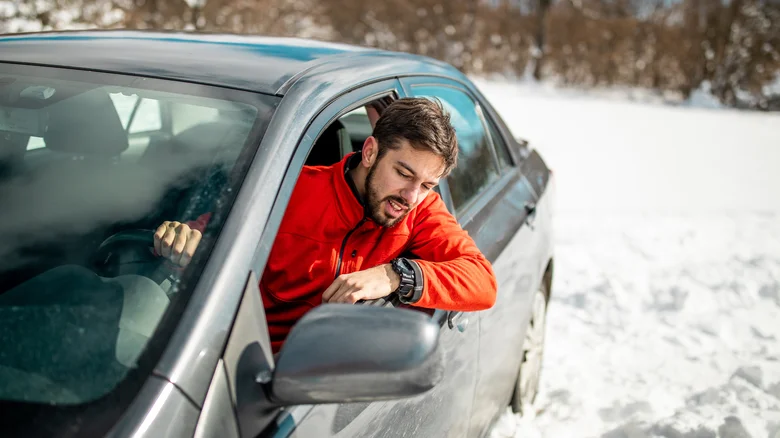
510, 282, 548, 415
92, 229, 179, 286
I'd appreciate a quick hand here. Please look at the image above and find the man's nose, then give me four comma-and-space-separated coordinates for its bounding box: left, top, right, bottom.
400, 185, 419, 205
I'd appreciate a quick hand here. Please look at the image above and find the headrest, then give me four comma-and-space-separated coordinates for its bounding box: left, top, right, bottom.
44, 89, 128, 156
174, 121, 239, 152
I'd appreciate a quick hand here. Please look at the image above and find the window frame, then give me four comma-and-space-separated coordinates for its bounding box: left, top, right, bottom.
477, 104, 514, 172
468, 88, 526, 167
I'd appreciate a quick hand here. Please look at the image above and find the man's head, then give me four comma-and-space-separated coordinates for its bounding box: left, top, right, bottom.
353, 97, 458, 227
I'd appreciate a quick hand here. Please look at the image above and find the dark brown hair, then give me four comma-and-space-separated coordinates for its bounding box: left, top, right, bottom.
372, 97, 458, 176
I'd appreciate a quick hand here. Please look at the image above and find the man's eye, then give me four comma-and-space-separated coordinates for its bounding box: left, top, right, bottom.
397, 170, 411, 179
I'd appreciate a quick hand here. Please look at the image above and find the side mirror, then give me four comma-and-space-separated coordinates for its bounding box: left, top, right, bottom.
270, 304, 444, 405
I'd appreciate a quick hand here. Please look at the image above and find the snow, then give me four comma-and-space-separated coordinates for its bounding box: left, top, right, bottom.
473, 78, 780, 438
686, 81, 726, 110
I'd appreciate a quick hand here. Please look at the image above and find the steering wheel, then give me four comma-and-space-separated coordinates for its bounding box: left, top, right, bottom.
93, 229, 180, 286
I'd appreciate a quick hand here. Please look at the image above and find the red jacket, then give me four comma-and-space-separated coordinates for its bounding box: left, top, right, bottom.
191, 154, 497, 352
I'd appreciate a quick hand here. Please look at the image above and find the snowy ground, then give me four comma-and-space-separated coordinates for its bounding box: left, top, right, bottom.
473, 78, 780, 438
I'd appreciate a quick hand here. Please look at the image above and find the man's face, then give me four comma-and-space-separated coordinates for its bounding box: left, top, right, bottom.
364, 139, 445, 227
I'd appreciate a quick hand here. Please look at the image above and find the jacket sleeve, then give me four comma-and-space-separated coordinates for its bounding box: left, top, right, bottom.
186, 212, 212, 233
404, 194, 497, 311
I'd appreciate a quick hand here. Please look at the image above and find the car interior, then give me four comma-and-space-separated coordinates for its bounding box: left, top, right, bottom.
305, 98, 391, 167
0, 87, 255, 287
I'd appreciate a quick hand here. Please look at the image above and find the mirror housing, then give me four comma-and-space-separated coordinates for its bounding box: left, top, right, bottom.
270, 304, 443, 405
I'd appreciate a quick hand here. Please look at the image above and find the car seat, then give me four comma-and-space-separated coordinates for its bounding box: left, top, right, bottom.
138, 119, 249, 225
44, 89, 129, 159
0, 89, 130, 290
305, 119, 353, 167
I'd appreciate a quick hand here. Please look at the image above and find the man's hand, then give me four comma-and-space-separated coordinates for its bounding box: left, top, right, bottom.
154, 221, 202, 267
322, 264, 401, 304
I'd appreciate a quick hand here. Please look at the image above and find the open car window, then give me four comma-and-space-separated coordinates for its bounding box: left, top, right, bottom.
0, 62, 277, 409
305, 97, 390, 167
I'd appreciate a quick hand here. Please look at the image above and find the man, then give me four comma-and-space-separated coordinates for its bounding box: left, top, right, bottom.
155, 98, 498, 353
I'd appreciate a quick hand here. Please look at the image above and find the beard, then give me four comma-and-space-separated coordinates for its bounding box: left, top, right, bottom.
364, 164, 410, 227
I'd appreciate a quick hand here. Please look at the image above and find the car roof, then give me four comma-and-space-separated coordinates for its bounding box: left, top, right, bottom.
0, 30, 462, 96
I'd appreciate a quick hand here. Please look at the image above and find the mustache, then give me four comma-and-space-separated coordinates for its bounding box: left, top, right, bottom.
386, 196, 410, 210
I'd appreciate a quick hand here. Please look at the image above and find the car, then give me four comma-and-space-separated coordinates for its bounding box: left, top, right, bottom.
0, 30, 555, 438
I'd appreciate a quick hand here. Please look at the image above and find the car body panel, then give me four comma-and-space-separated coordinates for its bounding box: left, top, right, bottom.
0, 31, 464, 97
193, 360, 240, 438
221, 272, 277, 438
397, 75, 548, 436
465, 174, 542, 437
106, 376, 200, 438
0, 31, 372, 95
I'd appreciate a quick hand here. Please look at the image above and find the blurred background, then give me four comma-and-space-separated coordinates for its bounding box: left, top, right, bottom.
2, 1, 780, 438
1, 0, 778, 110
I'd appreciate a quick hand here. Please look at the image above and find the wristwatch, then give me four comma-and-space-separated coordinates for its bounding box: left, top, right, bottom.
391, 258, 415, 298
390, 257, 423, 303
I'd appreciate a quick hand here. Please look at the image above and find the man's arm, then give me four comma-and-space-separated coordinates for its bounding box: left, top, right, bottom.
404, 194, 497, 311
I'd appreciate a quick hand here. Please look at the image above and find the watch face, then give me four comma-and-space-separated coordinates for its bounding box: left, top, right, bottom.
394, 258, 414, 275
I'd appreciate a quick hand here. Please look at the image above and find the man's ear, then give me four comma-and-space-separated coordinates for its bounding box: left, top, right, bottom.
361, 136, 379, 168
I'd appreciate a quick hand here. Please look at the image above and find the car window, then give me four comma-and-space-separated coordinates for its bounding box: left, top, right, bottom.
338, 106, 373, 154
0, 63, 277, 407
129, 98, 162, 134
109, 93, 139, 129
172, 102, 220, 135
410, 85, 499, 212
25, 136, 45, 150
24, 94, 158, 151
483, 111, 513, 170
108, 94, 163, 134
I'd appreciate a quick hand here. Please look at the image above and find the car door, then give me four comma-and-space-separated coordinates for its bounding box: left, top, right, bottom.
402, 77, 543, 437
257, 78, 479, 438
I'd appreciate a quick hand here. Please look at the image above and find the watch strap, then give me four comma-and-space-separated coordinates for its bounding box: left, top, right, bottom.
397, 259, 424, 304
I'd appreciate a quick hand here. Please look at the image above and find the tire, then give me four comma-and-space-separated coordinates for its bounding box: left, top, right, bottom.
510, 282, 548, 415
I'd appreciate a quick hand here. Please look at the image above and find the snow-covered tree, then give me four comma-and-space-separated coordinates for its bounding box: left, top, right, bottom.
711, 0, 780, 109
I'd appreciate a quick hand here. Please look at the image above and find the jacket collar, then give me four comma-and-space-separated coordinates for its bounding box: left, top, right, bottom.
333, 153, 368, 227
344, 153, 364, 206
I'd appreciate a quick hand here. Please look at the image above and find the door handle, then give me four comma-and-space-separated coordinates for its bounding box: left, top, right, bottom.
524, 201, 537, 230
447, 311, 469, 332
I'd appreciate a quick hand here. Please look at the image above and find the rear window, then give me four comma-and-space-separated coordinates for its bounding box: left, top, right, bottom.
0, 62, 277, 412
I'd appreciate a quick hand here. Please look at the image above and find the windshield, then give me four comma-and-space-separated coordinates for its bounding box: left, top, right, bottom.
0, 63, 277, 412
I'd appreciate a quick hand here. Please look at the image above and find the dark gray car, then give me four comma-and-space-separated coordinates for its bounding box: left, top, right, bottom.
0, 31, 554, 438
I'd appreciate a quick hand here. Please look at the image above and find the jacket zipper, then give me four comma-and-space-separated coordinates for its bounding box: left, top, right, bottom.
335, 217, 368, 279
